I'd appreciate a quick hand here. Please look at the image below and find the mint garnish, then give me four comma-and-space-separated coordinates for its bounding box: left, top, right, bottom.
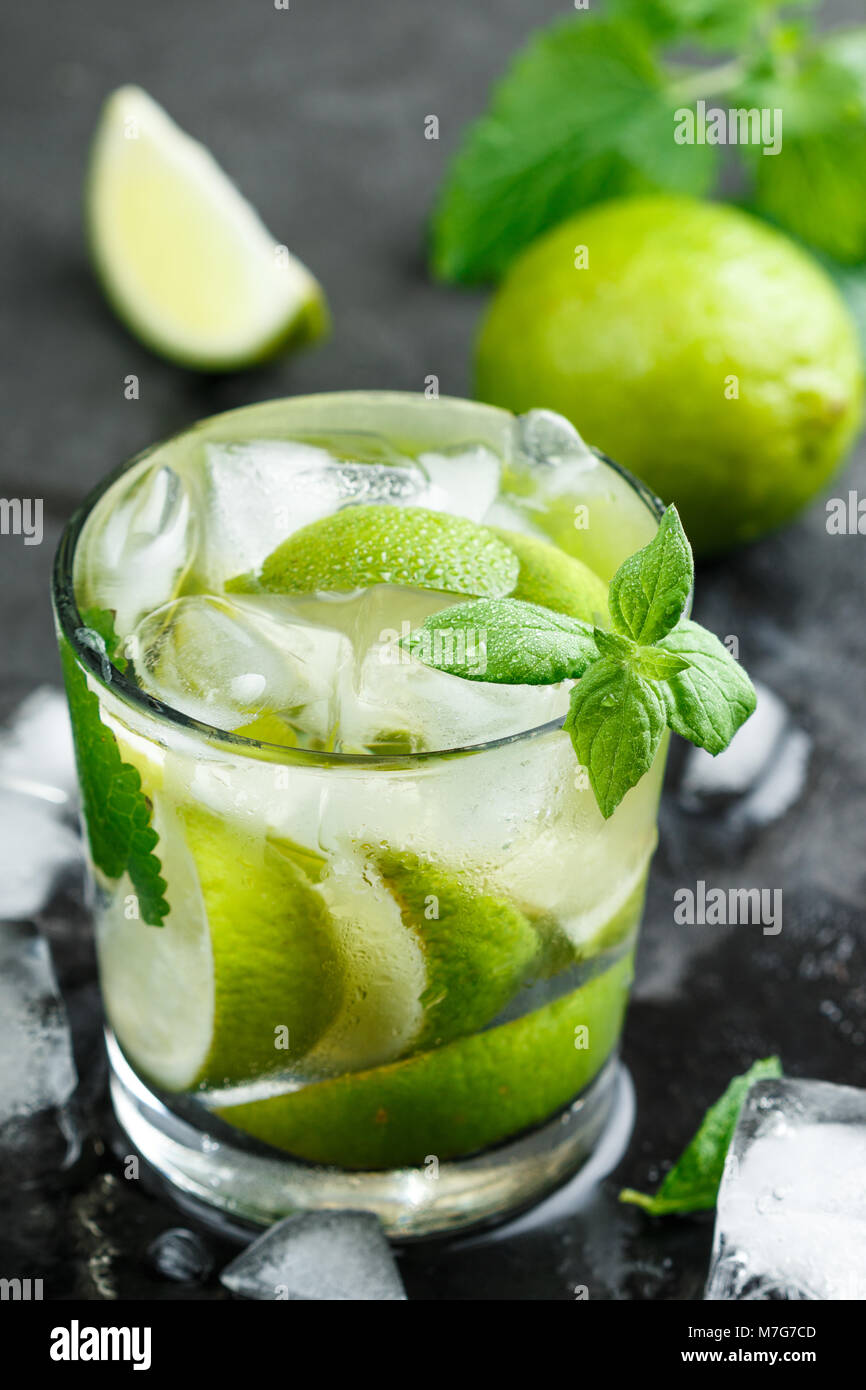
405, 505, 756, 818
619, 1056, 783, 1216
60, 608, 168, 927
403, 597, 599, 686
431, 4, 866, 283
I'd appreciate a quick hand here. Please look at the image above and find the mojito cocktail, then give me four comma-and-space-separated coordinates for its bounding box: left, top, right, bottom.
54, 393, 668, 1236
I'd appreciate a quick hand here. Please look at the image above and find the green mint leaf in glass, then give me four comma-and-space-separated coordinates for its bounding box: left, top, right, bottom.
403, 597, 599, 685
563, 657, 667, 819
60, 634, 168, 927
608, 504, 693, 644
429, 17, 717, 284
79, 605, 128, 674
620, 1056, 783, 1215
657, 619, 757, 754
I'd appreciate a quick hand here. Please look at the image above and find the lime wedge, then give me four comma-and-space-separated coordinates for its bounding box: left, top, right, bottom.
374, 848, 539, 1051
218, 954, 632, 1167
100, 802, 342, 1092
493, 528, 609, 624
230, 504, 520, 598
86, 86, 328, 370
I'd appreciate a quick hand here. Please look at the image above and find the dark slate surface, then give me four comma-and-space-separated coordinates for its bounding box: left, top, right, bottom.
1, 0, 864, 1300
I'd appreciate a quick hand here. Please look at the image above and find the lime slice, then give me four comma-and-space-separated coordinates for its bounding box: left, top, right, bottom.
86, 86, 328, 370
230, 504, 520, 598
218, 953, 632, 1167
494, 527, 609, 625
100, 802, 342, 1092
374, 848, 539, 1051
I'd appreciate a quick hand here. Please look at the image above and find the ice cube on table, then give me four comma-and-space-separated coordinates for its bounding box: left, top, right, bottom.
417, 444, 501, 522
220, 1210, 406, 1301
0, 686, 77, 808
0, 921, 79, 1182
706, 1077, 866, 1300
131, 594, 347, 741
680, 681, 810, 828
76, 464, 196, 636
0, 790, 82, 920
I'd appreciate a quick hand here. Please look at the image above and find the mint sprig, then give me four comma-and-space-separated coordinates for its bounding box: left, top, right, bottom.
619, 1056, 783, 1216
405, 505, 756, 818
431, 2, 866, 282
60, 607, 168, 926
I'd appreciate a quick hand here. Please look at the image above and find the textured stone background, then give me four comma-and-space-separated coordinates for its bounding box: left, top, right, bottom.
1, 0, 864, 1299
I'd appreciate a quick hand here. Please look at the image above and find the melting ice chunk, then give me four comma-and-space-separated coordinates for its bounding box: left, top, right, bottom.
417, 443, 501, 522
706, 1077, 866, 1300
220, 1210, 406, 1301
0, 921, 80, 1182
679, 681, 810, 828
514, 409, 595, 468
76, 464, 196, 635
131, 594, 347, 740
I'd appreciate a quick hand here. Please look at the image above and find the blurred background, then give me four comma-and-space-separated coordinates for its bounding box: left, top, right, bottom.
2, 0, 866, 1299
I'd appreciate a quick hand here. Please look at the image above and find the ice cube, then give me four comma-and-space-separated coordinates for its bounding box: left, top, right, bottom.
200, 440, 338, 582
514, 409, 596, 468
220, 1210, 406, 1301
680, 681, 810, 828
417, 444, 501, 522
0, 686, 77, 809
340, 637, 569, 754
76, 464, 197, 635
0, 921, 80, 1182
0, 791, 82, 920
200, 439, 441, 585
148, 1228, 214, 1284
131, 594, 347, 740
706, 1077, 866, 1300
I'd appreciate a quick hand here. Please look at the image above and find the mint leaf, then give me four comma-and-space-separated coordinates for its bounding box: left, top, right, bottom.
632, 646, 691, 680
610, 0, 816, 52
593, 627, 689, 679
60, 634, 168, 927
657, 619, 757, 754
79, 605, 128, 675
742, 43, 866, 264
564, 658, 667, 818
620, 1057, 783, 1215
430, 17, 717, 283
403, 598, 598, 685
608, 505, 693, 645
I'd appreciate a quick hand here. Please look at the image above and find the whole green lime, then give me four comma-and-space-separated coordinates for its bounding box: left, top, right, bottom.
474, 196, 864, 556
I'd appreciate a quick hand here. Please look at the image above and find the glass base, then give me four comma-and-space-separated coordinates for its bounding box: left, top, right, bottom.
107, 1032, 625, 1240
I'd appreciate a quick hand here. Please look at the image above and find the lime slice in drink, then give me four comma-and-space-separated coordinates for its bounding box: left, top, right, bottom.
494, 528, 609, 625
86, 86, 328, 370
100, 802, 342, 1092
228, 504, 520, 598
217, 954, 632, 1167
373, 848, 539, 1051
302, 847, 539, 1074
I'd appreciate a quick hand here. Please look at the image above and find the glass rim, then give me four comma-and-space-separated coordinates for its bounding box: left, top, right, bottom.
52, 390, 666, 770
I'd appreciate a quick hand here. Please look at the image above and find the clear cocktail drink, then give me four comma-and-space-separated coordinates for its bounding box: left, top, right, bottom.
53, 393, 665, 1236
